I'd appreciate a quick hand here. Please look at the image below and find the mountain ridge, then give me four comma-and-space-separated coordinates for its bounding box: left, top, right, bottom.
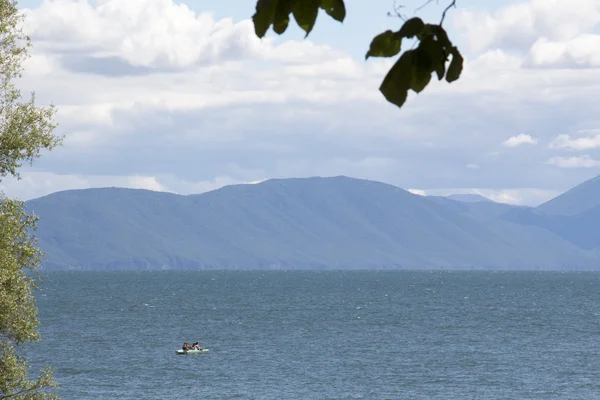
24, 175, 600, 271
536, 175, 600, 215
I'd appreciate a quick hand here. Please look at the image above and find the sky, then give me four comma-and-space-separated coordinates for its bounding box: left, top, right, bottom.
1, 0, 600, 205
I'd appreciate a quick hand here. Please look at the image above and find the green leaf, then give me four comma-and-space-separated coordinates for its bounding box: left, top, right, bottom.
273, 0, 293, 34
0, 2, 61, 397
292, 0, 321, 37
396, 17, 425, 39
409, 43, 435, 93
379, 50, 414, 108
446, 47, 464, 83
252, 0, 277, 38
418, 36, 445, 81
429, 24, 451, 48
320, 0, 346, 22
410, 66, 432, 93
365, 30, 401, 60
434, 61, 445, 81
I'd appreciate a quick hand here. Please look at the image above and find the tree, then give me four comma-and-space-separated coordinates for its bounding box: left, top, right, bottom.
250, 0, 462, 109
1, 0, 62, 398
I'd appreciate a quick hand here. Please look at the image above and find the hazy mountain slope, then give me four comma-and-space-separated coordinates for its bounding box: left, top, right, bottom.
25, 176, 597, 270
537, 175, 600, 216
426, 196, 523, 222
445, 194, 493, 203
179, 177, 594, 268
502, 203, 600, 250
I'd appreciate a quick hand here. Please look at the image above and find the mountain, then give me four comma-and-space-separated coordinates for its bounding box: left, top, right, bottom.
497, 175, 600, 251
445, 194, 493, 203
427, 196, 521, 222
24, 176, 599, 270
537, 175, 600, 216
501, 206, 600, 250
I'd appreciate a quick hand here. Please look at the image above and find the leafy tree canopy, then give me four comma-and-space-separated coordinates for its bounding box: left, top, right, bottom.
251, 0, 463, 109
1, 0, 62, 398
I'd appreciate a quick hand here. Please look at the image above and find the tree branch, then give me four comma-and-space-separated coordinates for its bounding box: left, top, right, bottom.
440, 0, 456, 26
412, 0, 457, 26
415, 0, 436, 14
387, 0, 406, 20
1, 386, 40, 400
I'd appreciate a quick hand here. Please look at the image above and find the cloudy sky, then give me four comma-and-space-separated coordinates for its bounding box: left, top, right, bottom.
2, 0, 600, 205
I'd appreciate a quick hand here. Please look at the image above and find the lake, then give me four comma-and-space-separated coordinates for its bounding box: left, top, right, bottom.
27, 270, 600, 399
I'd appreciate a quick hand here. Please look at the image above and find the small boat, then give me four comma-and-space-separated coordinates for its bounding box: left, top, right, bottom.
176, 348, 209, 355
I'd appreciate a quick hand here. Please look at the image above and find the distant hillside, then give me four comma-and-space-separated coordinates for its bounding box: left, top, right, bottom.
537, 175, 600, 215
502, 202, 600, 251
445, 194, 493, 203
25, 176, 599, 270
427, 196, 523, 222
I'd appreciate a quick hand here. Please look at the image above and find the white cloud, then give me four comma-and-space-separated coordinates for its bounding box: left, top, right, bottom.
502, 134, 538, 148
526, 34, 600, 68
21, 0, 355, 73
408, 189, 427, 196
452, 3, 536, 53
0, 172, 265, 201
466, 49, 523, 71
3, 0, 598, 204
466, 164, 481, 169
22, 0, 262, 69
417, 188, 560, 206
127, 176, 165, 192
549, 131, 600, 150
453, 0, 600, 53
546, 155, 600, 168
481, 188, 559, 206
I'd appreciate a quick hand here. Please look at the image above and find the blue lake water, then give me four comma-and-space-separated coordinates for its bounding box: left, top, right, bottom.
27, 270, 600, 399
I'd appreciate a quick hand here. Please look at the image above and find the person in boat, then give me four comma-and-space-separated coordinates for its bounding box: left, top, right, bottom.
192, 342, 202, 350
182, 342, 193, 350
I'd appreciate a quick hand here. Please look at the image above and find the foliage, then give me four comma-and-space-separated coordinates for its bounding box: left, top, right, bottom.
1, 0, 62, 398
0, 200, 59, 399
251, 0, 463, 109
1, 1, 60, 180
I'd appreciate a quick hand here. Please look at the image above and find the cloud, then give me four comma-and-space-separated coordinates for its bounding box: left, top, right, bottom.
546, 155, 600, 168
408, 189, 427, 196
416, 188, 560, 206
452, 0, 600, 53
481, 188, 559, 206
21, 0, 353, 76
502, 134, 538, 148
549, 131, 600, 150
0, 172, 265, 201
466, 164, 481, 169
452, 3, 536, 53
3, 0, 598, 205
21, 0, 262, 71
526, 35, 600, 68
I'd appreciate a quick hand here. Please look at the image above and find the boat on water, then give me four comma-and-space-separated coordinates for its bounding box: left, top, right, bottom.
176, 348, 209, 355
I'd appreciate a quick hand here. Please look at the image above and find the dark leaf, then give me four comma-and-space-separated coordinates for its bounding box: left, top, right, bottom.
435, 61, 445, 81
320, 0, 346, 22
418, 36, 445, 80
273, 17, 289, 34
292, 0, 321, 37
396, 17, 425, 39
410, 66, 432, 93
431, 24, 452, 48
379, 50, 414, 108
365, 30, 401, 60
409, 43, 434, 93
413, 41, 432, 70
446, 47, 463, 83
252, 0, 278, 38
273, 0, 294, 34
